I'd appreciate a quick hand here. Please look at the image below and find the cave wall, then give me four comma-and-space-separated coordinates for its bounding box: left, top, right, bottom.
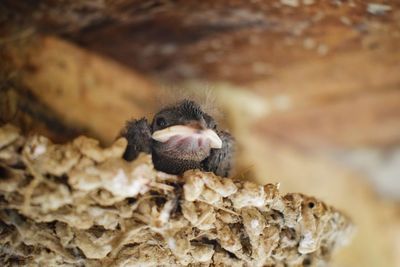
1, 1, 400, 266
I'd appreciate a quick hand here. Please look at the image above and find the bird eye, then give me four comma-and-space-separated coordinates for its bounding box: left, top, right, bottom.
156, 117, 167, 127
203, 114, 217, 130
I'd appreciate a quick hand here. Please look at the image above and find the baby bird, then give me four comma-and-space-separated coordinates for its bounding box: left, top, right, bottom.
121, 100, 234, 177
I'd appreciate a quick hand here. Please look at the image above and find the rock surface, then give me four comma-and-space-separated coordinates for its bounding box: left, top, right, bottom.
0, 124, 353, 266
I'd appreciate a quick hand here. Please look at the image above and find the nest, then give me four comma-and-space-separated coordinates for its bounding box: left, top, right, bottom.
0, 124, 353, 266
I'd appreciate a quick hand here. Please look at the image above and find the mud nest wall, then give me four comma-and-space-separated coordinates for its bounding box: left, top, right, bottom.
0, 124, 353, 266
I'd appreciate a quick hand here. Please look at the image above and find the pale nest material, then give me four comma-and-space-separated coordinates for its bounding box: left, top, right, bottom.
0, 124, 354, 266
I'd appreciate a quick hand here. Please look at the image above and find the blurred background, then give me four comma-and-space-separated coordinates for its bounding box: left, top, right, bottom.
1, 1, 399, 266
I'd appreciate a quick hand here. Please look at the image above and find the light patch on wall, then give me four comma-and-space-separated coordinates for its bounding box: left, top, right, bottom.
335, 146, 400, 200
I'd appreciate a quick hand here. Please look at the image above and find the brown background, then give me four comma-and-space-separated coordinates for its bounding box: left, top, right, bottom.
1, 1, 400, 266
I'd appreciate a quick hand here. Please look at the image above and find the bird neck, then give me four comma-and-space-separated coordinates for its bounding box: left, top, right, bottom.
151, 151, 202, 175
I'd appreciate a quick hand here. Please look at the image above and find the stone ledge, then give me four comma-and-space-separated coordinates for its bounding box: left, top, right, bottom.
0, 124, 353, 266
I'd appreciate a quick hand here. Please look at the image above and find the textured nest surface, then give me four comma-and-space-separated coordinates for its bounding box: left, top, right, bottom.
0, 124, 353, 266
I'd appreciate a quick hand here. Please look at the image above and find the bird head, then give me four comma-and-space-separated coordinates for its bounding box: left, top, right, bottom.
151, 100, 222, 161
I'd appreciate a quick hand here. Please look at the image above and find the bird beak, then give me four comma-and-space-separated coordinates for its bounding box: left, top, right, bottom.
152, 125, 223, 149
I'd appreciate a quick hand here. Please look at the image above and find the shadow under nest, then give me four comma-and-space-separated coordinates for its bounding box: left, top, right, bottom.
0, 124, 353, 267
